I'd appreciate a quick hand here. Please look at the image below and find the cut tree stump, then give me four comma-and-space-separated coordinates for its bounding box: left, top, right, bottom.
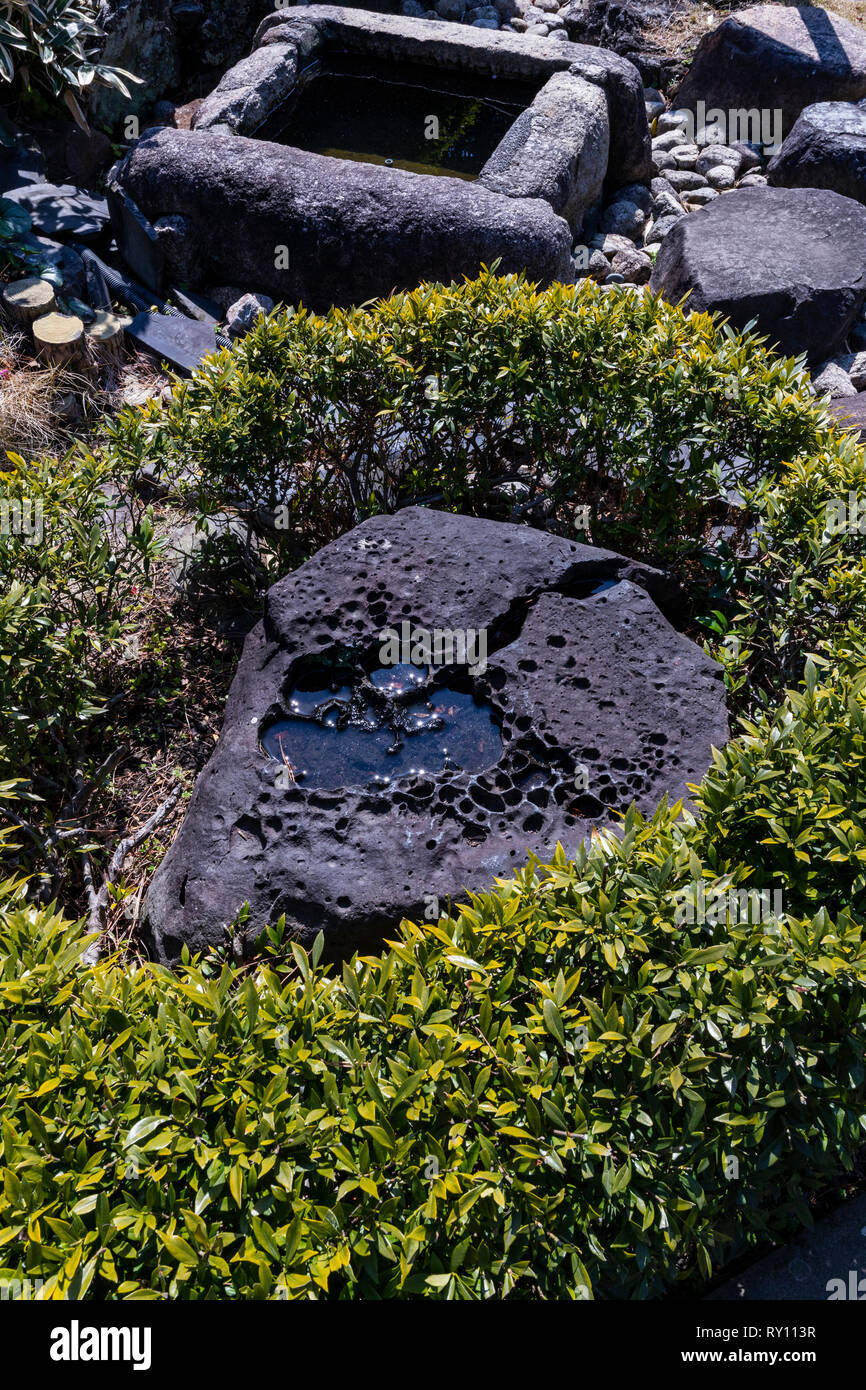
86, 309, 131, 365
2, 276, 56, 325
87, 309, 129, 345
32, 311, 85, 365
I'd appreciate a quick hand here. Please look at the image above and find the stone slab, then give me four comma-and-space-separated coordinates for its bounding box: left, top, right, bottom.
128, 310, 218, 372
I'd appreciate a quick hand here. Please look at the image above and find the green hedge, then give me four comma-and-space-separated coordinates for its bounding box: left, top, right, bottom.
98, 268, 866, 706
1, 641, 865, 1299
101, 269, 829, 573
0, 449, 158, 893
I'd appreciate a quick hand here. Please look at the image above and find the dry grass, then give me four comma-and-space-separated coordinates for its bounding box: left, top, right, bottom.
113, 352, 172, 410
808, 0, 866, 27
643, 1, 727, 80
1, 322, 75, 453
1, 311, 171, 456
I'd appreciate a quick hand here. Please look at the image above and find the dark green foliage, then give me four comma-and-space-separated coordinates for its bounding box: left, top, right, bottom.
103, 270, 829, 575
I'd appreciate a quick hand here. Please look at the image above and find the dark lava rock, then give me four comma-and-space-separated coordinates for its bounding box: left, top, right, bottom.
650, 185, 866, 365
114, 126, 575, 309
768, 102, 866, 205
828, 391, 866, 439
674, 5, 866, 140
93, 0, 178, 124
142, 508, 728, 964
92, 0, 275, 123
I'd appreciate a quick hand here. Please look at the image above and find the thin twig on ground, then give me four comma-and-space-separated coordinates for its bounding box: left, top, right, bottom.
82, 782, 184, 964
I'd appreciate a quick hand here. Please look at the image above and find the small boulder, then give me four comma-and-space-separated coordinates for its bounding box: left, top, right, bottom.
665, 169, 708, 192
652, 188, 686, 220
226, 292, 276, 338
811, 361, 856, 397
731, 141, 764, 173
656, 110, 690, 135
600, 198, 646, 237
684, 186, 719, 206
830, 350, 866, 391
580, 248, 611, 279
706, 165, 737, 190
653, 129, 688, 152
591, 231, 638, 255
610, 245, 653, 283
671, 144, 700, 169
695, 145, 744, 178
650, 185, 866, 364
767, 102, 866, 206
646, 212, 685, 243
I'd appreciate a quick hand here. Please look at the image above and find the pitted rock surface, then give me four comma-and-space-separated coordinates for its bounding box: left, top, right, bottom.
142, 509, 728, 963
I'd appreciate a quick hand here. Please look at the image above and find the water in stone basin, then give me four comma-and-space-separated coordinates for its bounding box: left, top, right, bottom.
264, 55, 538, 180
261, 661, 502, 789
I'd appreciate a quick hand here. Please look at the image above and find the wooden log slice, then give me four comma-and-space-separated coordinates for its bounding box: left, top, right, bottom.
32, 311, 85, 366
2, 277, 56, 326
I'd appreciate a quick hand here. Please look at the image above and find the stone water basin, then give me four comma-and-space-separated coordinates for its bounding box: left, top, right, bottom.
142, 508, 729, 965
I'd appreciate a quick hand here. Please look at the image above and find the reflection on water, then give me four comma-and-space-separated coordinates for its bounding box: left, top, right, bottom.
261, 663, 502, 789
266, 56, 538, 180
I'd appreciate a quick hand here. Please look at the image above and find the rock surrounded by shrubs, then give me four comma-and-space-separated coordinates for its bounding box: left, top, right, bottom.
3, 270, 866, 1298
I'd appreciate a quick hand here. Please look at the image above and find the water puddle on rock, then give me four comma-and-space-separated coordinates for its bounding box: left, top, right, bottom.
261, 660, 502, 789
263, 56, 539, 180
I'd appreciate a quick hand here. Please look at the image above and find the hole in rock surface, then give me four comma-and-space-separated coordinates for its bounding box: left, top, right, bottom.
261, 656, 503, 789
263, 55, 540, 180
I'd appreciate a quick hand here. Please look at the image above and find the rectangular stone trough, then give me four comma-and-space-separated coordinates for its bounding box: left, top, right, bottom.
113, 6, 650, 309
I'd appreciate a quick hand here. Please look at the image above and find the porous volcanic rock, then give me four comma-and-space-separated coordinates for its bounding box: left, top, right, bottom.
767, 102, 866, 204
674, 5, 866, 139
650, 185, 866, 364
113, 126, 575, 309
142, 508, 728, 964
